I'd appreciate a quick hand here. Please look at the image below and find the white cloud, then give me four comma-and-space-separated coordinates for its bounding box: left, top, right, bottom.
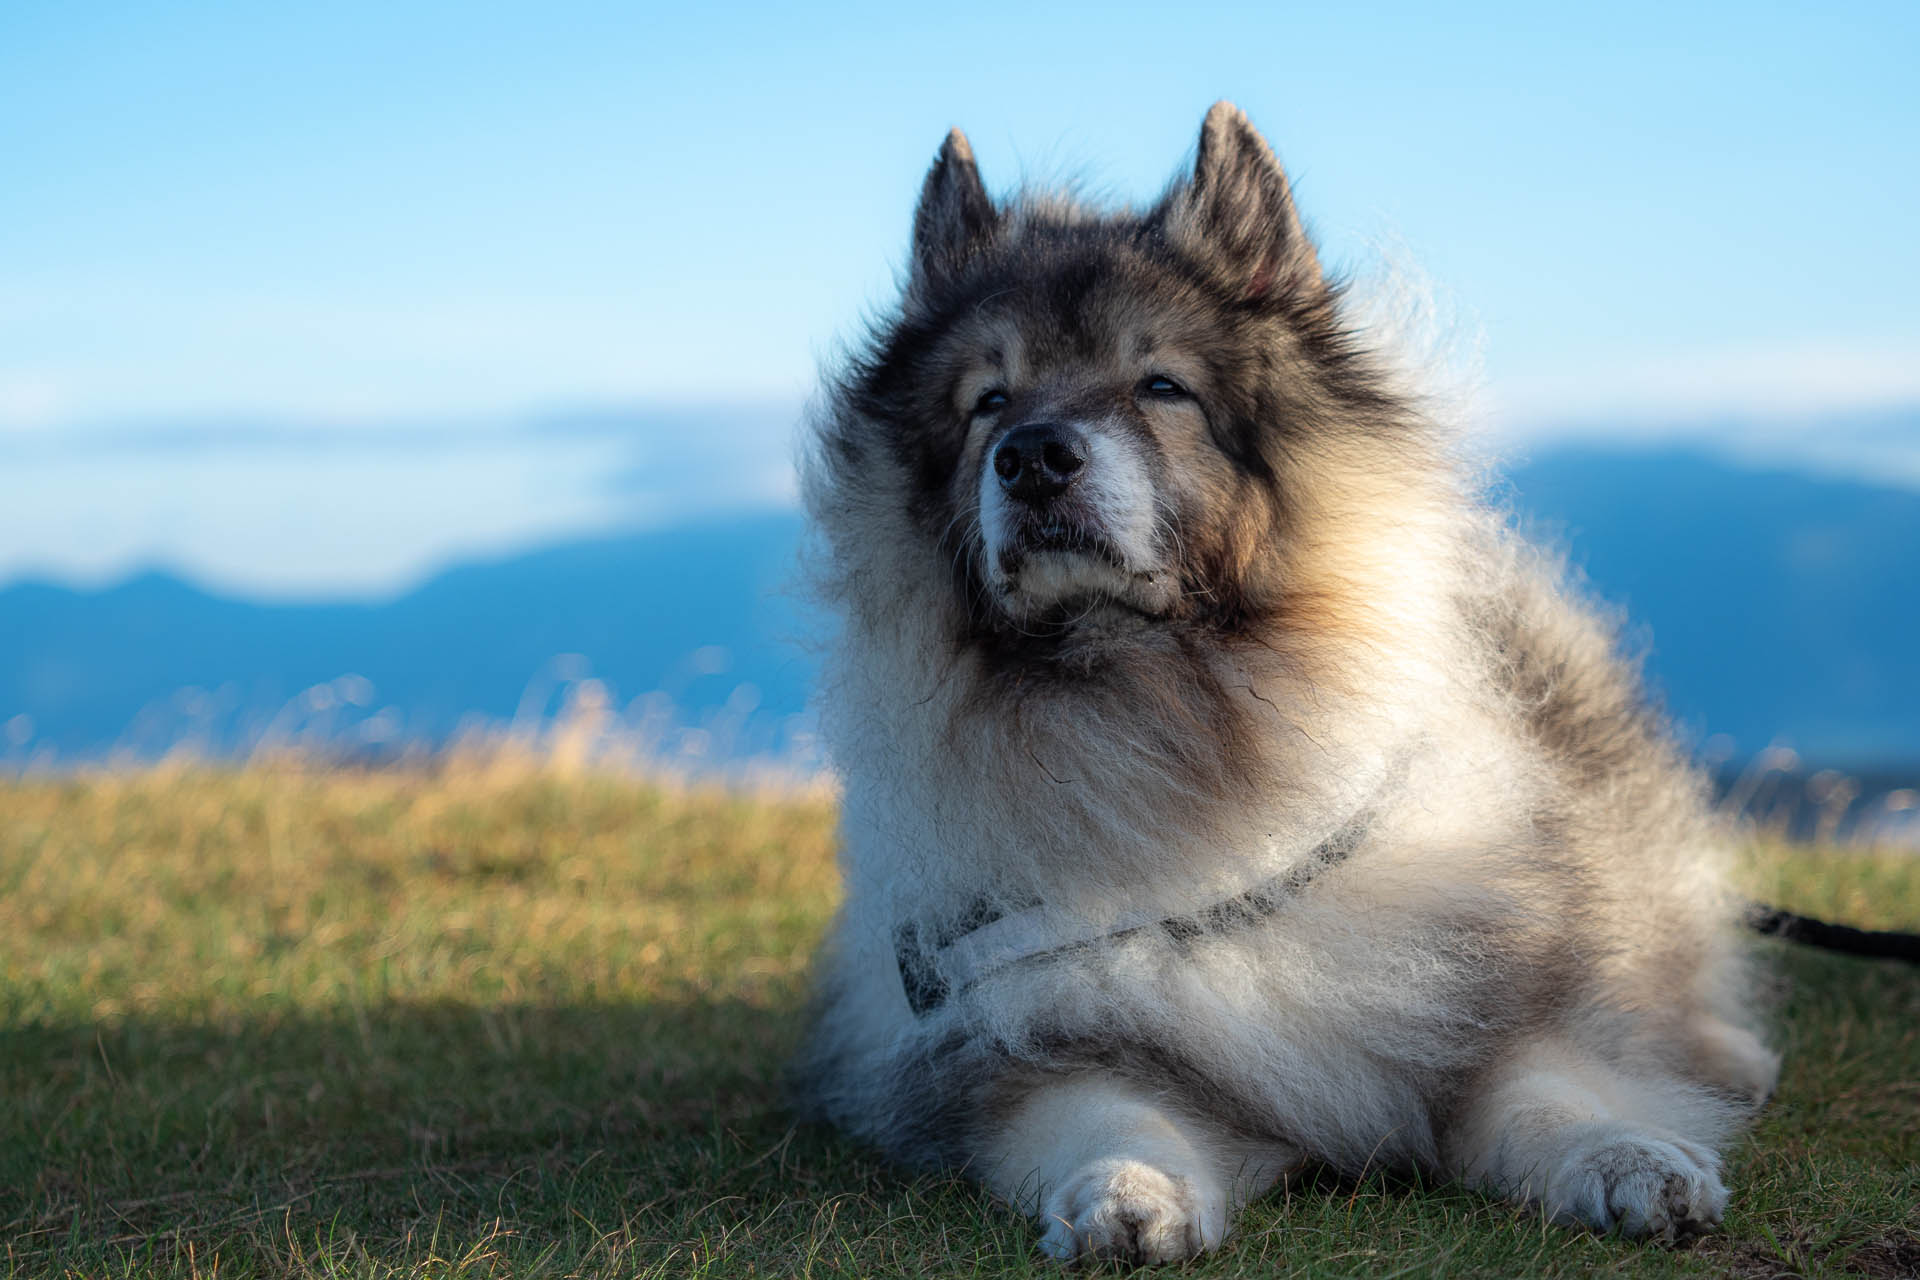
1471, 338, 1920, 493
0, 404, 804, 599
1487, 337, 1920, 437
0, 372, 68, 431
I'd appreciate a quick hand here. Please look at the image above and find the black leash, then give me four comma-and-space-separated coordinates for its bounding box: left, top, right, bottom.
1745, 904, 1920, 964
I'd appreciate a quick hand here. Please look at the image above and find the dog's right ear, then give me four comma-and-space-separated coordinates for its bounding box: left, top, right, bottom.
911, 128, 996, 289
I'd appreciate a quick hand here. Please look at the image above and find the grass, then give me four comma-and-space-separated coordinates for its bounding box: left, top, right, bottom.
1, 765, 1915, 1279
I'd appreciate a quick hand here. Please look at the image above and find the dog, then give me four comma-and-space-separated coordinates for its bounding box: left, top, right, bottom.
793, 101, 1778, 1264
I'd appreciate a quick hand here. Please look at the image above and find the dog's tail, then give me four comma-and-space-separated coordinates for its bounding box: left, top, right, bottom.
1745, 903, 1920, 964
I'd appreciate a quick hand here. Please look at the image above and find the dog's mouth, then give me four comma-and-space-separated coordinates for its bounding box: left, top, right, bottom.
984, 511, 1172, 623
995, 520, 1130, 577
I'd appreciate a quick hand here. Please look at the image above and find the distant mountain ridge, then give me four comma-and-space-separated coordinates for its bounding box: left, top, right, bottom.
2, 449, 1915, 769
1504, 449, 1920, 767
0, 513, 813, 762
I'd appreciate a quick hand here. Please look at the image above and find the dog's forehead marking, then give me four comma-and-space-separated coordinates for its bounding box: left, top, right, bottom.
976, 318, 1163, 393
938, 256, 1261, 426
944, 315, 1026, 392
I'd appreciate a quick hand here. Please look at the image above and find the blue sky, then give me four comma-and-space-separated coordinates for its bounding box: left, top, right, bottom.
3, 2, 1917, 594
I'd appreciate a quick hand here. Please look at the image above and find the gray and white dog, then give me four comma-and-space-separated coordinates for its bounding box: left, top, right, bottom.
794, 102, 1777, 1265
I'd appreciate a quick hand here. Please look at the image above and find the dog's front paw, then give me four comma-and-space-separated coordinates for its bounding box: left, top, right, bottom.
1541, 1124, 1728, 1240
1037, 1156, 1224, 1265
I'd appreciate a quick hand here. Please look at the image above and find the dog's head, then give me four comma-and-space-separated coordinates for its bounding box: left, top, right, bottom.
829, 103, 1416, 650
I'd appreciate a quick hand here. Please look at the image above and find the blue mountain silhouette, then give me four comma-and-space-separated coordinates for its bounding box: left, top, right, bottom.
2, 450, 1915, 768
0, 514, 813, 760
1506, 449, 1919, 766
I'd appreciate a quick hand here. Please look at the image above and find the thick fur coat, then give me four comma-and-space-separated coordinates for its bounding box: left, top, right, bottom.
794, 102, 1777, 1264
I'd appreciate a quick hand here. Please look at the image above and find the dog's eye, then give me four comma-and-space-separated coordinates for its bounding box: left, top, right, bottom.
1142, 375, 1187, 398
972, 388, 1009, 417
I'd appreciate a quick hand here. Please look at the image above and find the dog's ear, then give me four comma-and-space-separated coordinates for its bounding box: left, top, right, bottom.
911, 128, 997, 289
1163, 102, 1322, 302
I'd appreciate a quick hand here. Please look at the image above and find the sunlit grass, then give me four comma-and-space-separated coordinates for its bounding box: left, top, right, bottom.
1, 766, 1915, 1278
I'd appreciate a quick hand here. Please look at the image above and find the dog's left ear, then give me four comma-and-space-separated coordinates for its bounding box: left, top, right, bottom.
911, 128, 998, 291
1162, 102, 1322, 302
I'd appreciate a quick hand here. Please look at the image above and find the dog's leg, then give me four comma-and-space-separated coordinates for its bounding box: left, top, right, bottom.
1688, 1014, 1780, 1108
980, 1074, 1298, 1265
1445, 1039, 1730, 1239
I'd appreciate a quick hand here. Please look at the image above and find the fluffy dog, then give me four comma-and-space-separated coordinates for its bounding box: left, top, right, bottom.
794, 101, 1777, 1264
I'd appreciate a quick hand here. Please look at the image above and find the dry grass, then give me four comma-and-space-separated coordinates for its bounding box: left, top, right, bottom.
1, 765, 1915, 1278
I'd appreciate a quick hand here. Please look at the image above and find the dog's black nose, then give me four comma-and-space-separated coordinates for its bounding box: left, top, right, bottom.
992, 423, 1085, 503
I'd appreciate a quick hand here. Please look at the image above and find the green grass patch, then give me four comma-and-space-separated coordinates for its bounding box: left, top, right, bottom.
1, 767, 1915, 1277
